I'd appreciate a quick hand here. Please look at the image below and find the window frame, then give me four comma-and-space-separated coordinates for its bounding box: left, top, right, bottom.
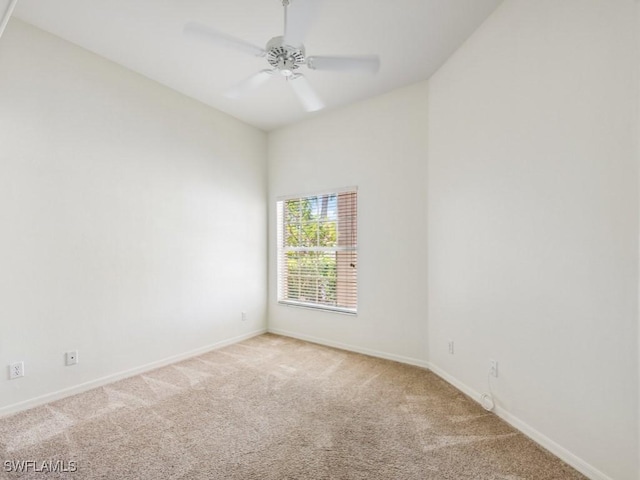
276, 186, 358, 315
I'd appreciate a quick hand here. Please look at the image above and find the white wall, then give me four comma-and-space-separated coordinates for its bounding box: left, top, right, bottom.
268, 82, 429, 365
426, 1, 638, 479
637, 5, 640, 477
0, 19, 267, 413
638, 5, 640, 477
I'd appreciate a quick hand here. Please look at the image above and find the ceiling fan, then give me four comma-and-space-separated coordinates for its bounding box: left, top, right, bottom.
184, 0, 381, 112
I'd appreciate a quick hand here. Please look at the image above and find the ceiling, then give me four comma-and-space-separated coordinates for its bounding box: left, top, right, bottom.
13, 0, 502, 131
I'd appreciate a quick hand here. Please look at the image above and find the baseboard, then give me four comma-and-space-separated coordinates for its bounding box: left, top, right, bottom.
426, 362, 613, 480
266, 329, 613, 480
0, 328, 616, 480
0, 328, 267, 418
268, 328, 429, 369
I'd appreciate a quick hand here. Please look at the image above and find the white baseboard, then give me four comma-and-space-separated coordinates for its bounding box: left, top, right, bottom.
268, 328, 430, 369
268, 329, 612, 480
0, 328, 267, 418
0, 327, 616, 480
426, 362, 613, 480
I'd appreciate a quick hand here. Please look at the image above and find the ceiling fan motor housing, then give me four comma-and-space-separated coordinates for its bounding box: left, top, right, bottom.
266, 36, 306, 75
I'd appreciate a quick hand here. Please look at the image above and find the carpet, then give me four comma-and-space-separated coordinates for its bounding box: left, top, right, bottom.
0, 334, 586, 479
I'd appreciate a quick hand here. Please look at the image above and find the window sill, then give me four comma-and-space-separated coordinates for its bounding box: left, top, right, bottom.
277, 300, 357, 316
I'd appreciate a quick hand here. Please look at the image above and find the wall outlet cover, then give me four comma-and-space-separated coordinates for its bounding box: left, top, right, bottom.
490, 359, 498, 378
66, 351, 78, 366
9, 361, 24, 379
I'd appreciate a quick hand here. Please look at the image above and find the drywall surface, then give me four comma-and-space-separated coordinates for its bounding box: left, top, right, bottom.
268, 82, 429, 365
637, 4, 640, 478
0, 19, 267, 412
426, 1, 638, 479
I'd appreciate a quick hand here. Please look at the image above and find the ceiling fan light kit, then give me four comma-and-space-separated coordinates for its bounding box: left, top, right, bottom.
266, 36, 306, 77
184, 0, 381, 112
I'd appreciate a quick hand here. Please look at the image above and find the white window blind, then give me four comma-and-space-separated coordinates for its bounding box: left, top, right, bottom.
277, 189, 358, 314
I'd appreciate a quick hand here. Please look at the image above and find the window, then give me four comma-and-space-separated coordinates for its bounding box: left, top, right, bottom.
277, 188, 357, 314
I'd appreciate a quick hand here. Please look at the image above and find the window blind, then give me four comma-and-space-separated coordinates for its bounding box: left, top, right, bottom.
277, 189, 358, 314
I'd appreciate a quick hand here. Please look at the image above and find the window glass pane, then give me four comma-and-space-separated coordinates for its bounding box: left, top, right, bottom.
278, 189, 357, 313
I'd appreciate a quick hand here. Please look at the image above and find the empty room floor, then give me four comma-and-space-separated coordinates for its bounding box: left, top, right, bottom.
0, 334, 585, 479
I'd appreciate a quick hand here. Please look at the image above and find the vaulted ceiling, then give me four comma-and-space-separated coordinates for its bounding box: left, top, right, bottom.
13, 0, 502, 131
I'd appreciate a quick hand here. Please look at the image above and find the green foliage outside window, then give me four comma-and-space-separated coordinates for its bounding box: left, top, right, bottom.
284, 196, 338, 306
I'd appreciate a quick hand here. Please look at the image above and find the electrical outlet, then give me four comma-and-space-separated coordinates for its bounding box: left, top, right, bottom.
9, 361, 24, 379
241, 311, 247, 322
448, 340, 454, 355
65, 351, 78, 366
490, 359, 498, 378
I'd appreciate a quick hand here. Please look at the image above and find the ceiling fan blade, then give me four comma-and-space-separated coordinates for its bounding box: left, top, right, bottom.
225, 70, 275, 99
284, 0, 323, 48
307, 55, 380, 74
289, 74, 324, 112
184, 22, 266, 57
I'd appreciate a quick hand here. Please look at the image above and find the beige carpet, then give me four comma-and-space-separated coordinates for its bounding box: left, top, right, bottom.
0, 334, 585, 479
